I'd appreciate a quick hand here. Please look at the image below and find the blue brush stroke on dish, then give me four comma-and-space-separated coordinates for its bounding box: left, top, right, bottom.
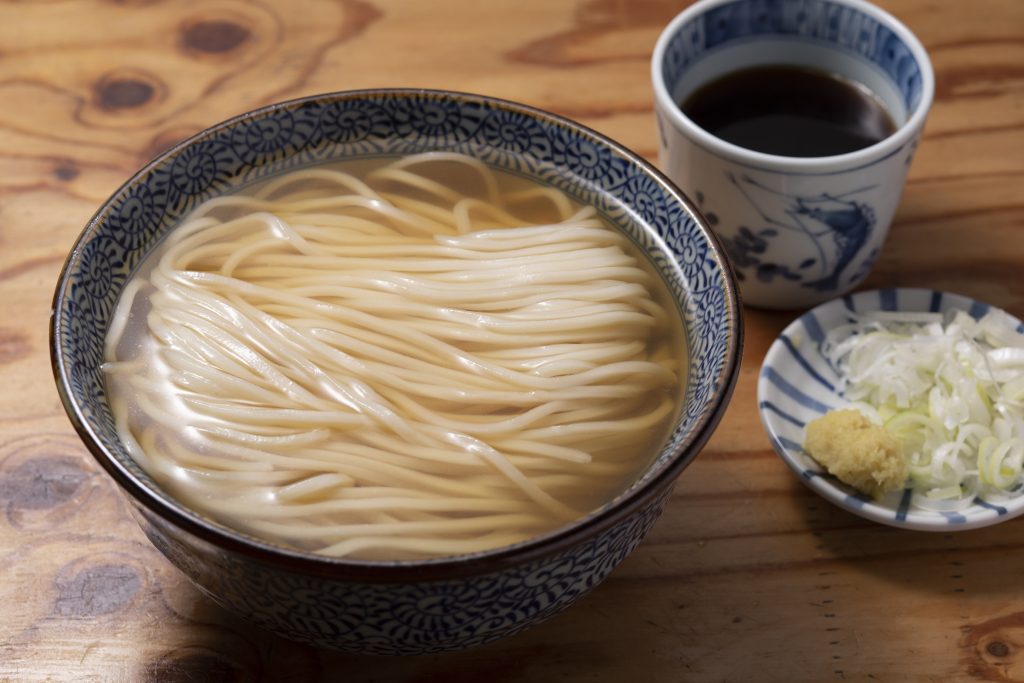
759, 400, 805, 429
778, 436, 805, 453
895, 489, 913, 521
969, 300, 989, 320
802, 312, 827, 345
880, 288, 897, 311
780, 335, 835, 392
941, 511, 968, 524
761, 366, 835, 415
972, 498, 1008, 516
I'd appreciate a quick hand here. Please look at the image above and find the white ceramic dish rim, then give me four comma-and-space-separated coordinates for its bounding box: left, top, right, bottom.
758, 287, 1024, 531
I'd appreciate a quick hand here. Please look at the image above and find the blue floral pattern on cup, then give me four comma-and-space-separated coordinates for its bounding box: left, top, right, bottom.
701, 172, 880, 291
51, 90, 742, 653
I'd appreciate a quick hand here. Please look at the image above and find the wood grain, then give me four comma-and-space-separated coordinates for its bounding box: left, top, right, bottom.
1, 0, 1022, 680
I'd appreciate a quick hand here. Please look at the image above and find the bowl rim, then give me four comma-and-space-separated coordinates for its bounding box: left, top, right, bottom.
51, 87, 744, 580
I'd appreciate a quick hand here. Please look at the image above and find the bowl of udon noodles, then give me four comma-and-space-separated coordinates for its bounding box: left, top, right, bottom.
51, 89, 741, 654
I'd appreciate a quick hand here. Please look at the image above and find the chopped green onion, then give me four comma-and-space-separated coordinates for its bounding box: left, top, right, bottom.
823, 308, 1024, 507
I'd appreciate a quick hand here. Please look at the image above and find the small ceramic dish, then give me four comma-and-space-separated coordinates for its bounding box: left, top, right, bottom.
758, 287, 1024, 531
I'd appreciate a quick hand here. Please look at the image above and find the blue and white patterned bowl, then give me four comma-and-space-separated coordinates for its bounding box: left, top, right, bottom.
759, 287, 1024, 531
51, 90, 743, 653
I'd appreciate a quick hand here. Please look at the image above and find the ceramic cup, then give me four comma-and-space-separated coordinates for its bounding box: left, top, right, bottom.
652, 0, 934, 309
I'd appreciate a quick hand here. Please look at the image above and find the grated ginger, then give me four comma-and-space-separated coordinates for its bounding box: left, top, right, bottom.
804, 409, 907, 497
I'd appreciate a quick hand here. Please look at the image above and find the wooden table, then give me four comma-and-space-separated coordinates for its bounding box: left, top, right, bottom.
2, 0, 1022, 680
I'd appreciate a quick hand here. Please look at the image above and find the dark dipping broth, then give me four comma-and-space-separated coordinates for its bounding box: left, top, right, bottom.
681, 65, 897, 157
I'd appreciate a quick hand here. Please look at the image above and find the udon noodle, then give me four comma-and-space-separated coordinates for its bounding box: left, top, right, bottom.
103, 152, 684, 560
